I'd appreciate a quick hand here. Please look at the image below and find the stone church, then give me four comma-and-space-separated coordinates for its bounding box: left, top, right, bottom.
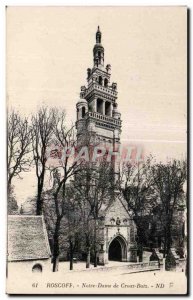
75, 27, 137, 265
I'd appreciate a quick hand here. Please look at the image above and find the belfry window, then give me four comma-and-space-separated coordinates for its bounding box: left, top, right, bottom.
98, 51, 101, 60
105, 101, 111, 116
82, 106, 86, 118
97, 99, 103, 114
104, 78, 108, 87
98, 76, 103, 85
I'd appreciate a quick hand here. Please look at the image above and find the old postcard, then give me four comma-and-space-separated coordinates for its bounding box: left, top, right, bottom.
6, 6, 187, 295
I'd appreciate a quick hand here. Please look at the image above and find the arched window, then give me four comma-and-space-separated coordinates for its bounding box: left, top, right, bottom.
105, 101, 111, 116
88, 103, 93, 112
82, 106, 86, 118
104, 78, 108, 87
98, 76, 103, 85
32, 264, 42, 273
97, 99, 103, 114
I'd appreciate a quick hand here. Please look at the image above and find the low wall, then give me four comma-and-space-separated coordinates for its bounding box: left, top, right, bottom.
7, 258, 52, 275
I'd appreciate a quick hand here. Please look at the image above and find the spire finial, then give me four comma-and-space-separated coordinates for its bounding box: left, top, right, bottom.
93, 26, 104, 67
96, 26, 101, 43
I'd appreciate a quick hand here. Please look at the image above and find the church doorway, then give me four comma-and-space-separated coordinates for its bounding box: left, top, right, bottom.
108, 235, 127, 261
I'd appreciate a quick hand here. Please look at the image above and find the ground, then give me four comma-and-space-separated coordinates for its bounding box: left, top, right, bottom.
7, 258, 187, 295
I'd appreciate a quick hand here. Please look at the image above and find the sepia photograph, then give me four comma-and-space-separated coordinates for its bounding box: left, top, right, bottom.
6, 6, 187, 295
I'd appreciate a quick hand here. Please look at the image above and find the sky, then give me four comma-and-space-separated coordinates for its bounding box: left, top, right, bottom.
6, 6, 187, 204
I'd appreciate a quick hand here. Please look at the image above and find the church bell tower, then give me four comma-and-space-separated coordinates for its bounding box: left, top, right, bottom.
76, 27, 122, 164
75, 27, 137, 265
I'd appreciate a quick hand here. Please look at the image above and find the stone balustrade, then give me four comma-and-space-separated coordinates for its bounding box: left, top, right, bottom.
86, 111, 121, 126
85, 83, 117, 98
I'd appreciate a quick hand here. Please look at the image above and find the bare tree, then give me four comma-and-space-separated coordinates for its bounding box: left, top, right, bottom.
151, 159, 187, 257
7, 185, 18, 214
31, 107, 56, 215
65, 186, 82, 271
72, 164, 95, 268
119, 157, 156, 262
48, 112, 80, 272
7, 110, 32, 188
74, 159, 115, 267
71, 130, 116, 268
72, 175, 94, 269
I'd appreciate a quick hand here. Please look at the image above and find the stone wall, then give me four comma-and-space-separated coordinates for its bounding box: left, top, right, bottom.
8, 258, 52, 275
98, 196, 137, 264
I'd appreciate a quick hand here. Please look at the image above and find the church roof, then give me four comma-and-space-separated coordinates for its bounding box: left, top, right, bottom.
93, 43, 104, 51
103, 195, 131, 220
76, 98, 87, 105
7, 215, 51, 262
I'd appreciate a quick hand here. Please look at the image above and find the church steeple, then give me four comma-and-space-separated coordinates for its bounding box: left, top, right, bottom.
93, 26, 104, 68
76, 26, 121, 145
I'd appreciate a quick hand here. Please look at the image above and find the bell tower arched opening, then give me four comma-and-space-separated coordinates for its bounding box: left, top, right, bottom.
97, 98, 103, 114
98, 76, 103, 85
82, 106, 86, 118
105, 101, 111, 116
104, 78, 108, 87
